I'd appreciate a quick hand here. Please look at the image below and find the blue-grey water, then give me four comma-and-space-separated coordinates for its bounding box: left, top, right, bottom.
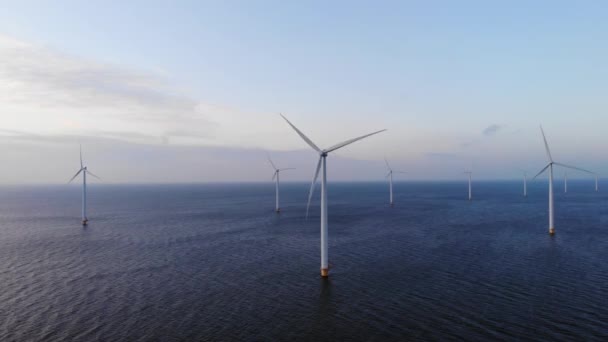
0, 181, 607, 341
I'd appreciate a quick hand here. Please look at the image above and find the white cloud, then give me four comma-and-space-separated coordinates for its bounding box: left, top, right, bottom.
0, 34, 229, 145
0, 34, 348, 153
0, 34, 407, 154
482, 124, 503, 136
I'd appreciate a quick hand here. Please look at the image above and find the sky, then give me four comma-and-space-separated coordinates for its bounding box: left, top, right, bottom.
1, 0, 607, 183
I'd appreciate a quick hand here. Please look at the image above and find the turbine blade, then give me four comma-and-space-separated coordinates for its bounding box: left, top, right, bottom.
279, 168, 295, 171
553, 162, 594, 175
79, 144, 83, 168
68, 168, 83, 183
324, 129, 387, 153
267, 154, 277, 170
272, 170, 277, 181
384, 158, 391, 171
540, 126, 553, 162
86, 170, 103, 181
306, 156, 322, 219
532, 163, 551, 180
385, 171, 391, 178
280, 114, 321, 152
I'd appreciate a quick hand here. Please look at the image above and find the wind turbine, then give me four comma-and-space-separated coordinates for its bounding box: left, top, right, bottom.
464, 171, 472, 201
533, 126, 593, 235
384, 158, 406, 206
280, 114, 386, 277
68, 145, 102, 225
595, 174, 599, 192
522, 170, 528, 197
267, 155, 294, 213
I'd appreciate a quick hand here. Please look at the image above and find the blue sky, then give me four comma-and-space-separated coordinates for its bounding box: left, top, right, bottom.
1, 1, 607, 183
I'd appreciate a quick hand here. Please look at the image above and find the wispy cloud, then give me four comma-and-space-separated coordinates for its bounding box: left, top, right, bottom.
0, 34, 398, 156
482, 124, 503, 136
424, 152, 458, 159
0, 128, 151, 145
0, 34, 218, 145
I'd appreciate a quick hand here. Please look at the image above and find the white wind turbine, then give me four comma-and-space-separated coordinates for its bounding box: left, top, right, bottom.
464, 170, 472, 201
595, 174, 599, 192
521, 170, 528, 197
280, 114, 386, 277
267, 155, 294, 213
533, 126, 593, 235
384, 158, 406, 206
68, 145, 102, 225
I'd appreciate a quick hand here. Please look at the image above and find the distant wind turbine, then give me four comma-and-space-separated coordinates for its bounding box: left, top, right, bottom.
595, 174, 599, 192
384, 158, 406, 206
68, 145, 102, 225
522, 170, 528, 197
280, 114, 386, 277
267, 155, 294, 213
564, 172, 568, 193
533, 126, 593, 235
464, 170, 472, 201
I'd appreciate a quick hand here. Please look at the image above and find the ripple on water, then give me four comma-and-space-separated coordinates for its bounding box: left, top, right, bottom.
0, 183, 607, 341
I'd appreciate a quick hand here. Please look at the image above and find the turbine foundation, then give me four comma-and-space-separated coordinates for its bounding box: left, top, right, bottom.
321, 268, 329, 277
82, 219, 88, 226
549, 227, 555, 235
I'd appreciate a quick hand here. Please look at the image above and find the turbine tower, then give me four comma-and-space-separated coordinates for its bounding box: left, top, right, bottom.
533, 126, 593, 235
464, 171, 472, 201
384, 158, 405, 206
564, 172, 568, 193
68, 145, 101, 225
595, 174, 599, 192
267, 155, 294, 213
523, 170, 528, 197
280, 114, 386, 277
